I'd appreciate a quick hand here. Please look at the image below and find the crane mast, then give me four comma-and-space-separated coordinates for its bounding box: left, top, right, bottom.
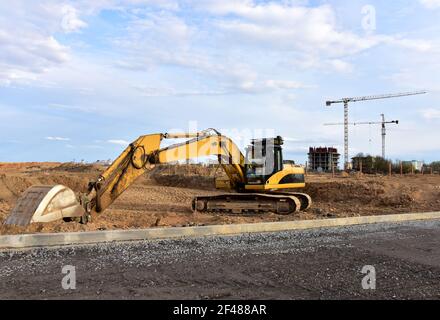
381, 114, 386, 159
324, 114, 399, 159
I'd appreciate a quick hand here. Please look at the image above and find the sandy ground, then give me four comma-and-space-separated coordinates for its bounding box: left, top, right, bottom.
1, 162, 440, 235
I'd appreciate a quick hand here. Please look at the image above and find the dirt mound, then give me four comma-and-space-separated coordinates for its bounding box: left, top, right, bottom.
0, 173, 93, 205
150, 174, 217, 190
0, 174, 34, 202
304, 175, 440, 217
152, 164, 219, 177
0, 162, 61, 172
304, 180, 387, 204
0, 169, 100, 235
47, 163, 104, 174
309, 178, 440, 208
148, 164, 220, 190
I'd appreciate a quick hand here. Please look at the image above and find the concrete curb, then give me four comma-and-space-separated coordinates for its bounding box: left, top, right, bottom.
1, 212, 440, 249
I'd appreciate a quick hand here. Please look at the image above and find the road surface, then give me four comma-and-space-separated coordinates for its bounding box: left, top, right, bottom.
1, 220, 439, 299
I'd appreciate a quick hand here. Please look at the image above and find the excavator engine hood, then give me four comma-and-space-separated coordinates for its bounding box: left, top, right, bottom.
4, 185, 85, 226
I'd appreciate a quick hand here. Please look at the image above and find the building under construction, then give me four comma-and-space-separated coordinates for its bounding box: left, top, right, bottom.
308, 147, 340, 172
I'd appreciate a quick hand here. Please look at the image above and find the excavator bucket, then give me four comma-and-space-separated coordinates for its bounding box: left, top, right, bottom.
4, 185, 85, 226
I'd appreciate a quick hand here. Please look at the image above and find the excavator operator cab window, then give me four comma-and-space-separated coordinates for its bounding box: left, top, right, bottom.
245, 137, 283, 184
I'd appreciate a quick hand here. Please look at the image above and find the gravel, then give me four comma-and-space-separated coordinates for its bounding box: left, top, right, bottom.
1, 220, 440, 299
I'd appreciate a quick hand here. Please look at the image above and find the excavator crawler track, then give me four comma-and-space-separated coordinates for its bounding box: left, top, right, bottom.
192, 193, 309, 215
267, 191, 312, 211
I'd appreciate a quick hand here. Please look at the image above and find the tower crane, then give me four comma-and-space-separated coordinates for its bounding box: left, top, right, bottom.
325, 91, 426, 169
324, 114, 399, 159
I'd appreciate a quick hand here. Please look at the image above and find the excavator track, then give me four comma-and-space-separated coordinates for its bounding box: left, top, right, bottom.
192, 193, 311, 215
267, 191, 312, 211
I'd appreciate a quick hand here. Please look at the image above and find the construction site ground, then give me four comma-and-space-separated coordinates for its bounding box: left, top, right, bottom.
1, 162, 440, 235
1, 220, 439, 299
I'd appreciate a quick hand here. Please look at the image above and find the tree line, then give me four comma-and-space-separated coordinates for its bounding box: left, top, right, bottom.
352, 154, 439, 174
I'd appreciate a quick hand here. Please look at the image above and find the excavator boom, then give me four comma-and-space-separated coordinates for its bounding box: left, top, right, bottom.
89, 130, 245, 214
5, 129, 246, 225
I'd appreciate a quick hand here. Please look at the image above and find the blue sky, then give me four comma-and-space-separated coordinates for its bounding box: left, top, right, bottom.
1, 0, 439, 165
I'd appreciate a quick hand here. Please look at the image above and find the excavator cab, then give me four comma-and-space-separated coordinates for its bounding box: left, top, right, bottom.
245, 136, 284, 185
243, 136, 306, 191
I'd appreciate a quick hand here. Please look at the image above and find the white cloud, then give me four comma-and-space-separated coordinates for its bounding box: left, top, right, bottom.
0, 1, 72, 84
327, 59, 354, 73
388, 67, 440, 93
107, 139, 130, 145
238, 79, 312, 93
0, 0, 434, 89
420, 0, 440, 9
133, 85, 232, 96
49, 103, 96, 113
61, 5, 88, 33
124, 12, 193, 48
386, 37, 432, 52
0, 30, 69, 73
421, 108, 440, 120
287, 54, 354, 74
264, 79, 309, 90
195, 1, 433, 75
205, 2, 381, 56
46, 136, 71, 141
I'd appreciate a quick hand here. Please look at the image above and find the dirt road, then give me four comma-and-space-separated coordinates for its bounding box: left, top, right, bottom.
0, 220, 439, 299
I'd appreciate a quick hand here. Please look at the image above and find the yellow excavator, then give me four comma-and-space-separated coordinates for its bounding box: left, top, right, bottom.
4, 129, 311, 226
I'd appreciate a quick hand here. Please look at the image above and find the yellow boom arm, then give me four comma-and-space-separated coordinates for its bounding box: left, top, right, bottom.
87, 130, 246, 214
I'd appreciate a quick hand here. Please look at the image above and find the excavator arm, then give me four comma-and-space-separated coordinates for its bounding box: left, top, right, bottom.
5, 129, 246, 225
89, 130, 246, 214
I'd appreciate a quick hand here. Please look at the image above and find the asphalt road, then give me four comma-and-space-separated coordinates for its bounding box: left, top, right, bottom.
0, 220, 439, 299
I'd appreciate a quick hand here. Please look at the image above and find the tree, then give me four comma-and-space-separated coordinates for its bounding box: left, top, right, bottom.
392, 160, 413, 174
430, 161, 440, 173
374, 157, 391, 174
